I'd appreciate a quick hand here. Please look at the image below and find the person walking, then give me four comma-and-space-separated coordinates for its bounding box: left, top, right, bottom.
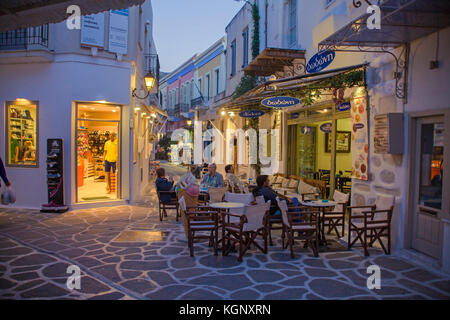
0, 157, 11, 188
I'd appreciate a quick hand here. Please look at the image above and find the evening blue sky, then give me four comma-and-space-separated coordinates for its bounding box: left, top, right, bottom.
152, 0, 245, 72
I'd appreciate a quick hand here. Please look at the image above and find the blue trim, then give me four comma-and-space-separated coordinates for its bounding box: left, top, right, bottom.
195, 46, 224, 69
167, 63, 195, 85
111, 9, 129, 16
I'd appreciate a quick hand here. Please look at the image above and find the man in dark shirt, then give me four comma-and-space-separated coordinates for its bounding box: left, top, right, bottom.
252, 175, 280, 216
155, 168, 175, 203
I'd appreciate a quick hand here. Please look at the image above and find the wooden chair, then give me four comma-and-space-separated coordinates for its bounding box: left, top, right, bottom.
323, 190, 349, 238
208, 187, 227, 203
156, 190, 180, 222
277, 198, 320, 258
222, 202, 271, 262
347, 195, 395, 256
178, 197, 219, 257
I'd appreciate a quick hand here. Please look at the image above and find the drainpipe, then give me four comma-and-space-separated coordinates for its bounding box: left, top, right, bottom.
265, 0, 268, 49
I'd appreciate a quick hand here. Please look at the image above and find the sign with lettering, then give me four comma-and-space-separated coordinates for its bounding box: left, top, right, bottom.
109, 9, 128, 55
306, 50, 335, 73
351, 94, 369, 181
338, 101, 351, 111
320, 122, 333, 133
239, 110, 265, 118
261, 96, 300, 108
81, 13, 105, 48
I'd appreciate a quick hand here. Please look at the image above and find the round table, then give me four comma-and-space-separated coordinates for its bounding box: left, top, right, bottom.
300, 200, 337, 246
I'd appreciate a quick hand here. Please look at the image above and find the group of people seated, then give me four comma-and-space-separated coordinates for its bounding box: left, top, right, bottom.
155, 163, 282, 216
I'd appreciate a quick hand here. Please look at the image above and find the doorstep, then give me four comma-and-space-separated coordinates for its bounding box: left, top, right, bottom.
397, 248, 449, 277
70, 199, 129, 210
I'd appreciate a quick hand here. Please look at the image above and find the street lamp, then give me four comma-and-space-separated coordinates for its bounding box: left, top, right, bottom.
132, 71, 156, 100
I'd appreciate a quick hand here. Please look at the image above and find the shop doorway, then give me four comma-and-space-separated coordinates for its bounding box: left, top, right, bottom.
287, 112, 353, 198
75, 103, 121, 202
411, 116, 446, 259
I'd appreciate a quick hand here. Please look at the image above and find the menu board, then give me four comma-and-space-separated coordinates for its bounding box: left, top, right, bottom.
374, 114, 389, 153
350, 94, 369, 181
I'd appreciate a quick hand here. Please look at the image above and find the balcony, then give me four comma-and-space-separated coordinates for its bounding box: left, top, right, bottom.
0, 25, 49, 50
0, 24, 52, 63
180, 103, 190, 113
191, 97, 203, 108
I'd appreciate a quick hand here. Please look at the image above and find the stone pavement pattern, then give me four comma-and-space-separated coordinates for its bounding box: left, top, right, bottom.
0, 198, 449, 300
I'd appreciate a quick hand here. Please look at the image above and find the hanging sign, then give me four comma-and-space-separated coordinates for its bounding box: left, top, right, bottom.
306, 50, 335, 73
320, 122, 333, 133
109, 9, 128, 55
239, 110, 265, 118
81, 13, 105, 48
291, 112, 300, 119
300, 126, 313, 135
337, 101, 351, 111
351, 94, 369, 181
261, 96, 300, 108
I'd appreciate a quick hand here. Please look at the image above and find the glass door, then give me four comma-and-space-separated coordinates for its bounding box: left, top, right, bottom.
412, 116, 445, 259
76, 103, 121, 203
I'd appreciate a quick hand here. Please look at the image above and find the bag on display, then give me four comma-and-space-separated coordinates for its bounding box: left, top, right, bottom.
1, 187, 16, 205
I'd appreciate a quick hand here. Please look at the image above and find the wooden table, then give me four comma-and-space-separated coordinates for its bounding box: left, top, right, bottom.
210, 202, 246, 253
300, 200, 337, 246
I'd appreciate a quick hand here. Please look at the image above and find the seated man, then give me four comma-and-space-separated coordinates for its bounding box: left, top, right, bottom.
225, 164, 243, 191
201, 163, 224, 188
252, 175, 280, 216
155, 168, 175, 203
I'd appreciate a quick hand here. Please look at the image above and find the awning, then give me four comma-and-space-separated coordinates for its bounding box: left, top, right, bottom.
227, 64, 367, 110
0, 0, 145, 31
319, 0, 450, 50
243, 47, 306, 77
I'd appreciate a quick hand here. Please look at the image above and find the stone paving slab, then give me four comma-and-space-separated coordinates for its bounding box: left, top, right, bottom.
1, 200, 449, 300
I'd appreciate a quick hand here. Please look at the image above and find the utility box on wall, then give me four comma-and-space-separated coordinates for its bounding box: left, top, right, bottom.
374, 113, 404, 154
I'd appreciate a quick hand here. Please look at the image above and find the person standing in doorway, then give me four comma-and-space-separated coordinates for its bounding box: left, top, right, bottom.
103, 132, 118, 194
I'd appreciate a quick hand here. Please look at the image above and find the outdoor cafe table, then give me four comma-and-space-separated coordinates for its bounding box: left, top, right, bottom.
209, 202, 246, 253
300, 200, 338, 246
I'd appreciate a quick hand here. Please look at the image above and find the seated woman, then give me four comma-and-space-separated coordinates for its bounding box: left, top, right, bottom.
225, 164, 243, 192
155, 168, 175, 203
252, 175, 280, 216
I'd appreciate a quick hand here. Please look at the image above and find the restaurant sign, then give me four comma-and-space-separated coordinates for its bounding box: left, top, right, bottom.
239, 110, 265, 118
320, 122, 333, 133
306, 50, 335, 73
301, 126, 313, 135
261, 96, 300, 108
338, 102, 351, 111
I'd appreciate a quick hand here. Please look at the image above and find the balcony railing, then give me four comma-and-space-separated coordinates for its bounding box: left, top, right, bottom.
145, 54, 160, 84
191, 97, 203, 108
0, 24, 49, 50
180, 103, 190, 113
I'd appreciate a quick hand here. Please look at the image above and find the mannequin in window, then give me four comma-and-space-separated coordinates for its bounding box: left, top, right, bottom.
103, 132, 118, 193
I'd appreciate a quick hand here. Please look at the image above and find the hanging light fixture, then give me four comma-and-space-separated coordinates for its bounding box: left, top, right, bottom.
132, 71, 156, 100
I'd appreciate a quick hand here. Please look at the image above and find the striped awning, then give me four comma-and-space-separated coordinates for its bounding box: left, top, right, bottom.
0, 0, 145, 31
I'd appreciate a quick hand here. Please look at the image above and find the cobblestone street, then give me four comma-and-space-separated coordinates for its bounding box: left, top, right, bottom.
1, 194, 449, 300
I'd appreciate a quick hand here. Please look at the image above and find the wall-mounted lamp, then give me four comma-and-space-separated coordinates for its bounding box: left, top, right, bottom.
187, 120, 192, 126
132, 71, 156, 99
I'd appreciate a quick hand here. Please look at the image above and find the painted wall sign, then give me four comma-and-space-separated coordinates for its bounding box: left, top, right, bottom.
301, 126, 313, 135
81, 13, 105, 48
109, 9, 128, 55
320, 122, 333, 133
261, 96, 300, 108
239, 110, 265, 118
351, 94, 369, 181
306, 50, 335, 73
337, 101, 351, 111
